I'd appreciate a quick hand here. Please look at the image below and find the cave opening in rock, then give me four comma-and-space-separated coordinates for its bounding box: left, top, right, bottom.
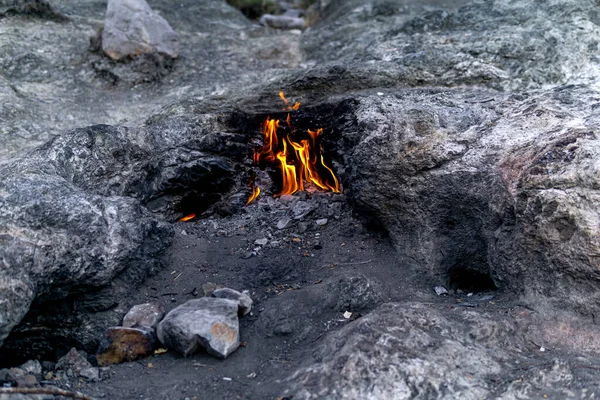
448, 266, 497, 293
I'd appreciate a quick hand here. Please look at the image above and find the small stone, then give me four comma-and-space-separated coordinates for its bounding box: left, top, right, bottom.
122, 302, 165, 329
292, 201, 317, 220
316, 218, 328, 226
259, 14, 305, 30
343, 311, 352, 319
96, 327, 156, 366
297, 222, 308, 233
254, 238, 268, 246
79, 367, 100, 382
44, 371, 53, 380
277, 217, 292, 230
6, 367, 25, 380
56, 348, 93, 373
434, 286, 449, 296
200, 282, 221, 297
102, 0, 180, 60
212, 288, 253, 317
157, 298, 240, 359
18, 360, 42, 378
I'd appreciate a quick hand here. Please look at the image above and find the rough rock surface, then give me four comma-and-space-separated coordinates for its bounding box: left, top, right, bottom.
285, 302, 594, 399
157, 298, 240, 359
211, 288, 253, 316
2, 0, 600, 398
102, 0, 179, 60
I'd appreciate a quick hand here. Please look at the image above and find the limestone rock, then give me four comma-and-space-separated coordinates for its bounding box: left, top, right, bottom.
157, 298, 240, 359
102, 0, 180, 61
122, 303, 165, 329
211, 288, 253, 317
96, 326, 156, 366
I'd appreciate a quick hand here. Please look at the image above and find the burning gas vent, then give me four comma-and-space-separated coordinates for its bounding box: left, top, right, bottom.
246, 92, 341, 205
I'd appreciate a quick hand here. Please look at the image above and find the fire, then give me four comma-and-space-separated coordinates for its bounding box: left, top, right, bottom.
180, 213, 196, 222
247, 93, 341, 205
279, 91, 300, 111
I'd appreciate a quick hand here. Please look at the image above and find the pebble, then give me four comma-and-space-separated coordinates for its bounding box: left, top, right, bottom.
122, 302, 165, 329
96, 327, 156, 366
254, 238, 269, 246
277, 217, 292, 230
316, 218, 328, 226
212, 288, 253, 317
18, 360, 42, 378
157, 298, 240, 359
292, 201, 317, 220
79, 367, 100, 382
434, 286, 449, 296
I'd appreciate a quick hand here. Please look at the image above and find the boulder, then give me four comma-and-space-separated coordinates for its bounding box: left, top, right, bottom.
102, 0, 180, 60
285, 302, 582, 399
211, 288, 253, 316
157, 298, 240, 359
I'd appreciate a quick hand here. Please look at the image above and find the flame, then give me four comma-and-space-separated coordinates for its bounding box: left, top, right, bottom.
246, 185, 261, 205
180, 213, 196, 222
246, 92, 341, 205
279, 91, 300, 111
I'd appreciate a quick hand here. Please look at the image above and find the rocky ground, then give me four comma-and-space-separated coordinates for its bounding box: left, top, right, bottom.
2, 0, 600, 399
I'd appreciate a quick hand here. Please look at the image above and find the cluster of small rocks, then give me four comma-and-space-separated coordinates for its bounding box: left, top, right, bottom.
96, 287, 252, 365
209, 191, 347, 259
258, 0, 321, 30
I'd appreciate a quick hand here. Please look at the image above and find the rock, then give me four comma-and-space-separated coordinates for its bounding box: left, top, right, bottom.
254, 238, 269, 246
102, 0, 180, 61
200, 282, 221, 297
211, 288, 253, 317
96, 326, 157, 366
56, 348, 92, 373
157, 298, 240, 359
277, 217, 293, 230
259, 14, 304, 30
122, 303, 165, 329
79, 367, 100, 382
327, 275, 383, 313
315, 218, 328, 226
283, 302, 579, 399
292, 201, 317, 220
14, 374, 37, 387
18, 360, 42, 378
434, 286, 449, 296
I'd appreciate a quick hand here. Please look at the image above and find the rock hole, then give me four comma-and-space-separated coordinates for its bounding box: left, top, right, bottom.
448, 267, 497, 293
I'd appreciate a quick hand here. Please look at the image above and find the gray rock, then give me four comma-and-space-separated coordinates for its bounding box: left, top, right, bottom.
292, 201, 317, 220
277, 217, 293, 230
56, 348, 92, 373
122, 303, 165, 329
157, 298, 240, 359
254, 238, 269, 246
79, 367, 100, 382
18, 360, 42, 378
434, 286, 448, 296
259, 14, 304, 30
315, 218, 328, 226
102, 0, 180, 61
211, 288, 253, 317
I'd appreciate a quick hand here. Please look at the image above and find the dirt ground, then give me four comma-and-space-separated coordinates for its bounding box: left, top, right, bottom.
64, 193, 508, 400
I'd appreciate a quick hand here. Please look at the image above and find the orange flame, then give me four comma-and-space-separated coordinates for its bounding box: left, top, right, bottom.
246, 92, 341, 205
279, 91, 300, 111
180, 213, 196, 222
246, 185, 261, 205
